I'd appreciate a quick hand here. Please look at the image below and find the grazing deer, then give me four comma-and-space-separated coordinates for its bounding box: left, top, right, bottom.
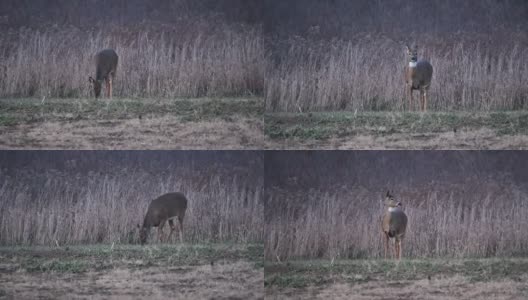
88, 49, 118, 99
405, 45, 433, 111
381, 191, 408, 260
139, 192, 188, 245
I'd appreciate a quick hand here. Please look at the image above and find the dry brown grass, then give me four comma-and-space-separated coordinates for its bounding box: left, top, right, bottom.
267, 274, 528, 300
0, 243, 264, 299
264, 111, 528, 150
0, 97, 264, 149
265, 181, 528, 261
266, 37, 528, 112
0, 156, 263, 245
264, 129, 528, 150
0, 115, 263, 150
265, 258, 528, 299
3, 262, 263, 299
0, 25, 264, 99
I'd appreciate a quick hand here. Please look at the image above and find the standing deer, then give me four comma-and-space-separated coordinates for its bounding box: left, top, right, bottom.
88, 49, 118, 99
405, 44, 433, 111
139, 192, 188, 245
381, 191, 408, 260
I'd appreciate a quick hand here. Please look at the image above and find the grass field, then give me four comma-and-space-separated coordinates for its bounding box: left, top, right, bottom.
0, 97, 263, 149
265, 111, 528, 149
0, 243, 263, 299
265, 258, 528, 299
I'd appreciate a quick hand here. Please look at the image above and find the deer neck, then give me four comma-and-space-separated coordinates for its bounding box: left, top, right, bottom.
408, 61, 417, 68
388, 207, 402, 212
142, 216, 152, 228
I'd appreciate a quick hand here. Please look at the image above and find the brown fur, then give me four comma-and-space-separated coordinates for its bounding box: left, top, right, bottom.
405, 45, 433, 111
381, 191, 408, 260
140, 192, 188, 244
89, 49, 118, 99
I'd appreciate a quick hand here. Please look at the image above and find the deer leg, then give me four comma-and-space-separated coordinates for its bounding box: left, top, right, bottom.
167, 219, 176, 243
108, 77, 113, 99
157, 226, 163, 243
420, 90, 425, 111
383, 233, 389, 259
158, 220, 167, 243
178, 216, 184, 243
398, 240, 403, 260
105, 79, 109, 98
423, 90, 428, 112
419, 91, 423, 111
409, 88, 413, 111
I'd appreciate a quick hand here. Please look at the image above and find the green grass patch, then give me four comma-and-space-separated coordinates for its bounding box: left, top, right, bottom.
0, 114, 18, 126
265, 258, 528, 289
265, 111, 528, 140
25, 259, 88, 273
0, 97, 263, 126
0, 243, 262, 273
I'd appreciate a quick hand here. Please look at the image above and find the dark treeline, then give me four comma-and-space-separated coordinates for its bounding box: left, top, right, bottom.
260, 0, 528, 39
0, 151, 263, 182
6, 1, 525, 37
265, 151, 528, 193
0, 0, 264, 28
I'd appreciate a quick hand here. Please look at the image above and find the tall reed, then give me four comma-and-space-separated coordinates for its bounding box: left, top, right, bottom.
0, 26, 264, 98
0, 166, 263, 245
266, 38, 528, 112
265, 180, 528, 260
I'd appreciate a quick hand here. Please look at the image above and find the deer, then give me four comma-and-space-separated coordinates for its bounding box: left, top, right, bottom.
88, 49, 118, 99
139, 192, 188, 245
381, 191, 408, 260
405, 44, 433, 111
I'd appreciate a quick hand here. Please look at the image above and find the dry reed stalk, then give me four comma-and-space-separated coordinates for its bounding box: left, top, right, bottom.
0, 27, 265, 99
265, 182, 528, 260
0, 166, 263, 245
266, 39, 528, 112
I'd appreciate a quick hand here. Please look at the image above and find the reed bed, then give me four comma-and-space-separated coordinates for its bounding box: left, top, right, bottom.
0, 26, 264, 98
266, 37, 528, 112
265, 182, 528, 260
0, 157, 263, 245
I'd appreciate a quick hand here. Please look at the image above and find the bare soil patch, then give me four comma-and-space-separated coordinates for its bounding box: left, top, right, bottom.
265, 128, 528, 150
265, 111, 528, 149
0, 244, 264, 299
0, 97, 263, 149
267, 276, 528, 300
2, 261, 262, 299
0, 116, 263, 149
265, 259, 528, 300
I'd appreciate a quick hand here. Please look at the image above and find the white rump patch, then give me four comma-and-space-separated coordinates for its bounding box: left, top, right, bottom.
409, 61, 417, 68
